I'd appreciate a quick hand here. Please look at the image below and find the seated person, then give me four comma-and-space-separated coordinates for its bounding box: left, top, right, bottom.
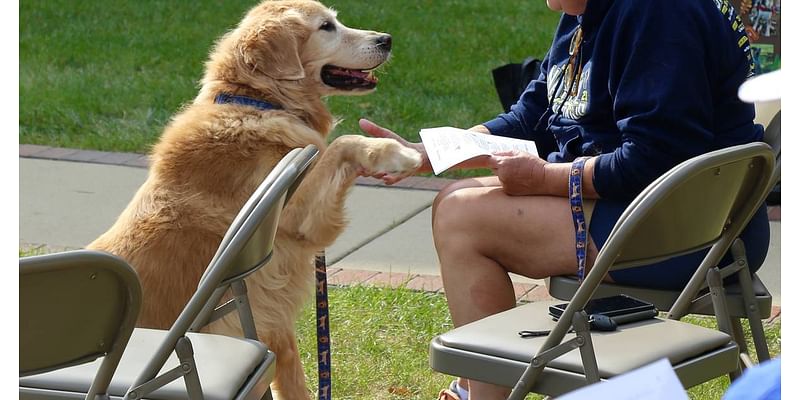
361, 0, 769, 398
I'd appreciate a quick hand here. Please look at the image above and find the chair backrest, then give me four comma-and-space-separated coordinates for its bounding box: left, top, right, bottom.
509, 142, 775, 398
200, 144, 318, 286
128, 144, 318, 393
575, 142, 773, 313
605, 142, 775, 269
19, 250, 142, 395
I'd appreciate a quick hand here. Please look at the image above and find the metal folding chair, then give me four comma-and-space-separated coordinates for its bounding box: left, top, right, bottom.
20, 145, 319, 400
548, 110, 781, 365
430, 142, 775, 398
20, 250, 142, 400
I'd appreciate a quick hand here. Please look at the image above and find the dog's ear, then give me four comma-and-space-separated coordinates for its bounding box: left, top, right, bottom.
238, 14, 307, 80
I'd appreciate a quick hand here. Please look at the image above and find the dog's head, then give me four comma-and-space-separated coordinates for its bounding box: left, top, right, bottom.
214, 0, 391, 96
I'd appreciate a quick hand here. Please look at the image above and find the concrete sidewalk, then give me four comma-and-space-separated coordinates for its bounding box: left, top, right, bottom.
19, 144, 782, 308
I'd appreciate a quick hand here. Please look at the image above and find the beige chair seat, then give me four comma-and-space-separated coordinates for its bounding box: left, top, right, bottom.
432, 302, 737, 395
21, 329, 275, 400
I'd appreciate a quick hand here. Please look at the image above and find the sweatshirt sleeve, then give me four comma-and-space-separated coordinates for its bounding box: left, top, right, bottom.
592, 5, 719, 200
483, 56, 552, 142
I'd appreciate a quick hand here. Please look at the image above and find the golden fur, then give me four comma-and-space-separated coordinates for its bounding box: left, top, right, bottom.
87, 1, 420, 398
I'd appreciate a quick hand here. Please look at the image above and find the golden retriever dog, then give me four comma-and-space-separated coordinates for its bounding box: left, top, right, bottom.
87, 1, 421, 398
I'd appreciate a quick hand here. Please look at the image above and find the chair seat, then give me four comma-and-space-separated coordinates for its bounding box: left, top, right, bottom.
20, 328, 275, 400
548, 273, 773, 319
430, 301, 738, 396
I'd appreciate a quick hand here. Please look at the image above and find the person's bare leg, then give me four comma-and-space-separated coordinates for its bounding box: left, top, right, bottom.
432, 179, 597, 399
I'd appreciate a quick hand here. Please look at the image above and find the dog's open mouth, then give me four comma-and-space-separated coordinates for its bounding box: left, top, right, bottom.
321, 65, 379, 90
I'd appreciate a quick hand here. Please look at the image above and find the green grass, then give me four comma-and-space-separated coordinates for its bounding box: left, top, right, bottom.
296, 285, 456, 399
293, 285, 781, 400
20, 0, 559, 165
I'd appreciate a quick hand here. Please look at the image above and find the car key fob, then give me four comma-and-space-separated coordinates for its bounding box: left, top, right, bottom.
589, 314, 618, 331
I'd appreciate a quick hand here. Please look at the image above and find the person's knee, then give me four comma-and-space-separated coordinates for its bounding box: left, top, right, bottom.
432, 192, 487, 276
432, 178, 493, 220
432, 184, 461, 227
433, 192, 481, 251
433, 181, 472, 216
433, 192, 459, 238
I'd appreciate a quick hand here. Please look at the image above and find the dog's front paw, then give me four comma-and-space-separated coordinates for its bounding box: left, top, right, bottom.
359, 137, 422, 175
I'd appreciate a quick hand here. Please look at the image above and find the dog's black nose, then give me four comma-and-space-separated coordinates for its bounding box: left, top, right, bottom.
376, 34, 392, 51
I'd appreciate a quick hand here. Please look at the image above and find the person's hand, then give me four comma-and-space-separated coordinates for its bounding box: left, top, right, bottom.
487, 150, 547, 196
358, 119, 433, 182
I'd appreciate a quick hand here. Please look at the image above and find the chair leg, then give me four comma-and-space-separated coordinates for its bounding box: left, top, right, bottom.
750, 319, 772, 363
231, 280, 259, 340
572, 312, 601, 384
507, 312, 598, 400
706, 267, 742, 380
735, 267, 772, 363
175, 337, 205, 399
729, 317, 750, 362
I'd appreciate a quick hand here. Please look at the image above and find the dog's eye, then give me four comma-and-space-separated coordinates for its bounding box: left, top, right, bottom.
319, 20, 336, 32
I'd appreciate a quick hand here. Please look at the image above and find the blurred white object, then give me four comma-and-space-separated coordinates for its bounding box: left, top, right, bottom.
738, 70, 781, 126
557, 358, 688, 400
738, 69, 781, 102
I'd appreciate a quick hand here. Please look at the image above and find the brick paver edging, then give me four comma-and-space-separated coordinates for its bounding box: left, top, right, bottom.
21, 241, 781, 321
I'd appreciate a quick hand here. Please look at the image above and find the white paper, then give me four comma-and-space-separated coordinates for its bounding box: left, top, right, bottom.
557, 358, 688, 400
419, 127, 539, 175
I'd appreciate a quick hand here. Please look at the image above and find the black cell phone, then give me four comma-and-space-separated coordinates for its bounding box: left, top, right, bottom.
548, 294, 657, 325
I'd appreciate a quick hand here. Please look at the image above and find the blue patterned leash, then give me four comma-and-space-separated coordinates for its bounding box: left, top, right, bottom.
315, 252, 332, 400
569, 157, 591, 283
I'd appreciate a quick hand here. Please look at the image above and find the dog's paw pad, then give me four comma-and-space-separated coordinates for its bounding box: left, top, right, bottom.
355, 137, 422, 175
375, 145, 421, 174
390, 147, 422, 172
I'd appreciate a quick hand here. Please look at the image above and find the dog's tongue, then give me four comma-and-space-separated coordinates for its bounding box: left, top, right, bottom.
326, 66, 376, 83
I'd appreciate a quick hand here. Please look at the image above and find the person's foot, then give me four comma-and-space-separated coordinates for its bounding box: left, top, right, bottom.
437, 380, 468, 400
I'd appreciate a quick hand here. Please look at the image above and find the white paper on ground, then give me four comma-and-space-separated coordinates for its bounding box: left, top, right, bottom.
419, 127, 539, 175
556, 358, 688, 400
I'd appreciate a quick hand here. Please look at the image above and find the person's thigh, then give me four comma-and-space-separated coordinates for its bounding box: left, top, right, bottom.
433, 184, 597, 279
432, 176, 503, 215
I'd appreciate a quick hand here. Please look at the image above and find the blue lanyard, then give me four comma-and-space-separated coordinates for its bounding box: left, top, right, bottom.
315, 252, 332, 400
569, 157, 590, 283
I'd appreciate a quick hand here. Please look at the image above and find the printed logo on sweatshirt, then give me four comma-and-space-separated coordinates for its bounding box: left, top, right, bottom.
714, 0, 756, 77
546, 60, 591, 120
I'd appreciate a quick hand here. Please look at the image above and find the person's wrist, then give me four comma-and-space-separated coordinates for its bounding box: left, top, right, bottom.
468, 124, 491, 134
541, 160, 562, 195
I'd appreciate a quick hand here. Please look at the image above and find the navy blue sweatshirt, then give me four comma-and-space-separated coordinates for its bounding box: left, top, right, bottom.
484, 0, 763, 201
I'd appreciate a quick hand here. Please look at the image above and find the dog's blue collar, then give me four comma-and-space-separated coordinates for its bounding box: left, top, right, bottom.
214, 93, 282, 110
